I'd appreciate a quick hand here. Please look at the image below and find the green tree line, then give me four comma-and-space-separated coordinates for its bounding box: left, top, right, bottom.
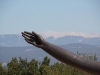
0, 53, 97, 75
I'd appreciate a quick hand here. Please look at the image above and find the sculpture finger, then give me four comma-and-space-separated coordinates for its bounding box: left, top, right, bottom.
22, 34, 35, 42
32, 31, 38, 37
25, 39, 33, 44
24, 31, 33, 35
24, 31, 36, 38
22, 32, 31, 37
22, 34, 30, 40
25, 39, 38, 46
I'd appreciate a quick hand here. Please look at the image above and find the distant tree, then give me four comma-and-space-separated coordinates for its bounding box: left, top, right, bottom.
18, 57, 28, 75
7, 57, 19, 75
0, 62, 7, 75
39, 56, 51, 75
0, 52, 96, 75
28, 59, 40, 75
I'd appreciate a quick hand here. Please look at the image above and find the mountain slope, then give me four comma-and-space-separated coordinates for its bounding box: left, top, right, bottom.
0, 43, 100, 63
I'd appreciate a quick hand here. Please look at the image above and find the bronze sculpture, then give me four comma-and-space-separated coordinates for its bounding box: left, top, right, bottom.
22, 31, 100, 75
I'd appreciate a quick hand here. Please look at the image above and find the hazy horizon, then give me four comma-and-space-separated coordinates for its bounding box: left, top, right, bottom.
0, 0, 100, 34
0, 31, 100, 39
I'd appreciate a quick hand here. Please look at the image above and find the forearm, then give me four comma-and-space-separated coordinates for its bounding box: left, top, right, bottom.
41, 41, 100, 75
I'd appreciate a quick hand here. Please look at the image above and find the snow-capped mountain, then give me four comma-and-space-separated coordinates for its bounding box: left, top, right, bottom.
0, 34, 100, 64
0, 34, 100, 47
0, 34, 28, 47
45, 36, 100, 45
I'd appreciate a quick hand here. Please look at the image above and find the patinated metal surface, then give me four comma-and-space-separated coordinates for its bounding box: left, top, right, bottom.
22, 31, 100, 75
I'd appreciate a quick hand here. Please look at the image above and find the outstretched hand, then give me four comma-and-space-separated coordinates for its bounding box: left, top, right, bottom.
22, 31, 44, 48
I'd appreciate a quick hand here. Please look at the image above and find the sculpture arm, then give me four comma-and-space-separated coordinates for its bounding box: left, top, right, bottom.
42, 41, 100, 75
22, 31, 100, 75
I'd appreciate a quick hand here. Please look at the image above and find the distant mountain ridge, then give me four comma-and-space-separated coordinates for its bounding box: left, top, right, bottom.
45, 36, 100, 45
0, 43, 100, 63
0, 34, 100, 47
1, 34, 100, 66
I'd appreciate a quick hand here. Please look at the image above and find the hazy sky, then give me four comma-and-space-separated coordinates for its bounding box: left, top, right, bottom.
0, 0, 100, 34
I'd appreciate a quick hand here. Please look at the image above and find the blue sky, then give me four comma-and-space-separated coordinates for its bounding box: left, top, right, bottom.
0, 0, 100, 34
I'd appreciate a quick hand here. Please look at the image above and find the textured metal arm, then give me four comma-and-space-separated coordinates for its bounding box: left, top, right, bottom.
41, 41, 100, 75
22, 31, 100, 75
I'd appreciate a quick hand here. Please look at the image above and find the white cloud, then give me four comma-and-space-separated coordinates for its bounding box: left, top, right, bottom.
39, 31, 100, 39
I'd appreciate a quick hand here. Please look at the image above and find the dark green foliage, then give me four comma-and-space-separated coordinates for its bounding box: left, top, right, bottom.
0, 53, 96, 75
0, 62, 7, 75
7, 57, 19, 75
